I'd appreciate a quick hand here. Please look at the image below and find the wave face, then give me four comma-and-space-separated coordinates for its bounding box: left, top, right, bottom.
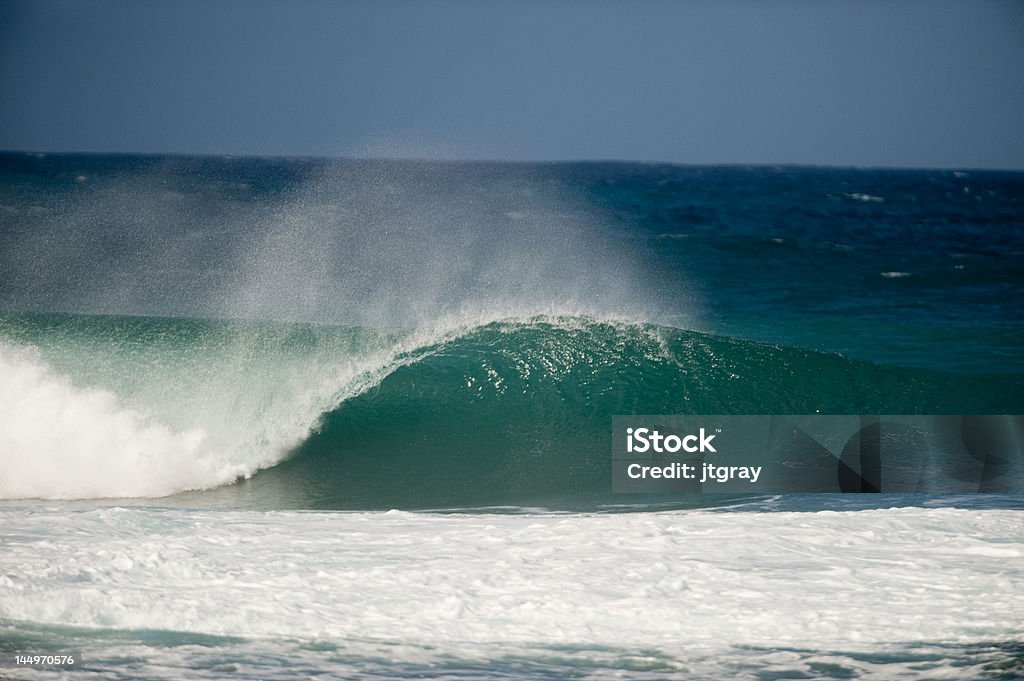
2, 313, 1021, 506
222, 318, 1024, 509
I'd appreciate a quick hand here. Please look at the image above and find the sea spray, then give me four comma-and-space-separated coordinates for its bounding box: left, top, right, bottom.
0, 155, 687, 327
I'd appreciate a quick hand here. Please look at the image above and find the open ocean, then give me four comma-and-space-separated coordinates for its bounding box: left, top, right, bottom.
1, 153, 1023, 679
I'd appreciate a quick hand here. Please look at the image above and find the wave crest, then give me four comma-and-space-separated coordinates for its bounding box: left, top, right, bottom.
2, 314, 1021, 504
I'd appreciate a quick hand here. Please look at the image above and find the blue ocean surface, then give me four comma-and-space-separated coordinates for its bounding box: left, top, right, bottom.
0, 154, 1022, 679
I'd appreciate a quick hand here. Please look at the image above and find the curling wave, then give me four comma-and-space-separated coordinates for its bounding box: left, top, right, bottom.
1, 312, 1021, 504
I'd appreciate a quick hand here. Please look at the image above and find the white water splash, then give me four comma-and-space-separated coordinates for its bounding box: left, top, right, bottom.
0, 506, 1021, 679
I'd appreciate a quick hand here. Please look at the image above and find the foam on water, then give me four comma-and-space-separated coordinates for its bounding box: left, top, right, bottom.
0, 342, 221, 498
1, 506, 1022, 679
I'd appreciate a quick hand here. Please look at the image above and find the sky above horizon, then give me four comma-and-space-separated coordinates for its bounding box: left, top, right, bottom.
1, 0, 1022, 169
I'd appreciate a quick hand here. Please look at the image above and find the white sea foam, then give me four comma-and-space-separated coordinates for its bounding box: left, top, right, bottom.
0, 343, 227, 498
846, 193, 884, 203
0, 506, 1021, 678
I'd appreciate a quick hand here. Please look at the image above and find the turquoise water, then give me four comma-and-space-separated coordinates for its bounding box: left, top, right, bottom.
2, 312, 1020, 509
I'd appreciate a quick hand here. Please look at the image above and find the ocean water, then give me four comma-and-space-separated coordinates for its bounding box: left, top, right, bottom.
1, 153, 1022, 679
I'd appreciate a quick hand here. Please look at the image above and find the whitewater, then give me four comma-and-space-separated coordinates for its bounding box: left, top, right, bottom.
3, 505, 1023, 679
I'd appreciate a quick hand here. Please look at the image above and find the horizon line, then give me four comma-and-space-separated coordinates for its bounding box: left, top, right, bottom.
2, 149, 1022, 174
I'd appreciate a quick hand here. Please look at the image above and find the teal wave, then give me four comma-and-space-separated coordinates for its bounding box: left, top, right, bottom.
230, 319, 1024, 508
2, 313, 1021, 507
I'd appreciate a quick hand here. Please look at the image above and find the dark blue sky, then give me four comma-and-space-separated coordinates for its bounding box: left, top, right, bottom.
1, 0, 1022, 168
